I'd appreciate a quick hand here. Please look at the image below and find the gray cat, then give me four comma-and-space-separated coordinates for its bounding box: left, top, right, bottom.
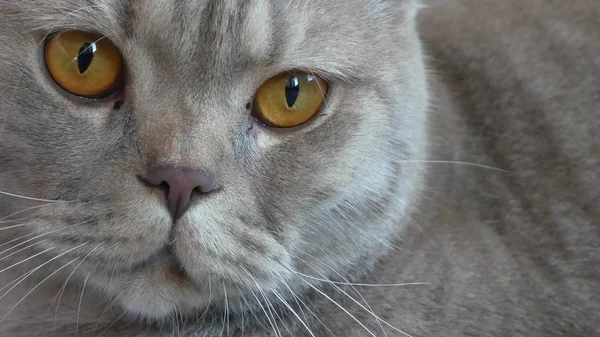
0, 0, 599, 336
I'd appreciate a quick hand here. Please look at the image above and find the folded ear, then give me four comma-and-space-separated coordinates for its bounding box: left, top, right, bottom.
368, 0, 424, 23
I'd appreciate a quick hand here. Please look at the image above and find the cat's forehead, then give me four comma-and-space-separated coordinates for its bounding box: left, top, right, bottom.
20, 0, 377, 39
126, 0, 284, 74
11, 0, 407, 76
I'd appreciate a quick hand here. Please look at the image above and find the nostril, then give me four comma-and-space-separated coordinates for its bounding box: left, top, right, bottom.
157, 181, 170, 195
195, 172, 214, 193
141, 167, 215, 220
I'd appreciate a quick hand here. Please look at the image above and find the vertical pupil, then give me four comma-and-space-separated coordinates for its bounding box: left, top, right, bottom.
285, 76, 300, 108
77, 42, 95, 74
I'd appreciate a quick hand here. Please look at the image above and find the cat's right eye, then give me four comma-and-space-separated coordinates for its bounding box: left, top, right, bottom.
44, 31, 123, 99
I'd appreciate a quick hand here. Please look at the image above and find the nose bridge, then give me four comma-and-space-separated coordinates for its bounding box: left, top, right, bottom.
137, 103, 188, 166
135, 95, 227, 171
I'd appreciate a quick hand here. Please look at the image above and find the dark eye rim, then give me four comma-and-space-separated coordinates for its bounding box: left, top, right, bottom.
250, 69, 330, 129
43, 30, 125, 101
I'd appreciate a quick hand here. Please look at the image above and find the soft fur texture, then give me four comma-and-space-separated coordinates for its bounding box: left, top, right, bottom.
0, 0, 598, 336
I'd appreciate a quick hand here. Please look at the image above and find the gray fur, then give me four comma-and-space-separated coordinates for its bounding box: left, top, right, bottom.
0, 0, 598, 336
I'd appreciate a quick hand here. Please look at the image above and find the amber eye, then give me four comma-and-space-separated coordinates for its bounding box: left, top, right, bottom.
252, 72, 328, 128
44, 31, 123, 98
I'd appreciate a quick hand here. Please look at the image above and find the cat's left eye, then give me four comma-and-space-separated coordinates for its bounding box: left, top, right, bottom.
252, 72, 328, 128
44, 31, 123, 98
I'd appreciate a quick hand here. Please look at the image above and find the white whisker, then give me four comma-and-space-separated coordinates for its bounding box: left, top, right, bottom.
0, 222, 34, 231
75, 272, 91, 337
0, 257, 80, 324
292, 270, 430, 288
0, 239, 51, 264
0, 202, 61, 222
282, 281, 338, 337
0, 243, 86, 304
0, 229, 56, 256
299, 278, 377, 337
192, 275, 214, 327
240, 294, 246, 337
221, 280, 229, 337
52, 243, 103, 331
272, 288, 316, 337
328, 267, 388, 337
240, 267, 281, 337
0, 222, 82, 260
0, 268, 31, 294
0, 190, 65, 203
0, 232, 37, 250
93, 289, 127, 335
260, 288, 284, 337
235, 284, 269, 333
0, 246, 56, 275
400, 160, 508, 172
296, 253, 423, 336
333, 281, 414, 337
95, 311, 127, 337
295, 257, 416, 337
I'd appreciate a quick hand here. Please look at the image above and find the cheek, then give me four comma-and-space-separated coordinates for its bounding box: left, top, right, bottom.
254, 94, 388, 198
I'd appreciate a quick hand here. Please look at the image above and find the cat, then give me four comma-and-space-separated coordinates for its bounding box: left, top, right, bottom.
0, 0, 599, 336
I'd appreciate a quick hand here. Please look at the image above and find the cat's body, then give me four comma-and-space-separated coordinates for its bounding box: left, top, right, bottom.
0, 0, 599, 336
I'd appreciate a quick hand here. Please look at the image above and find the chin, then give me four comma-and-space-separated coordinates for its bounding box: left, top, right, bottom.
89, 259, 210, 320
88, 240, 294, 321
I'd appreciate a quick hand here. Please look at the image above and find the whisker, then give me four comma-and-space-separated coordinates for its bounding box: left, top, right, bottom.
0, 236, 50, 259
0, 221, 83, 259
319, 266, 388, 337
171, 310, 177, 337
0, 202, 62, 222
0, 257, 80, 324
51, 242, 104, 328
0, 190, 65, 203
0, 246, 56, 275
0, 222, 35, 231
75, 272, 91, 337
240, 294, 246, 337
0, 243, 86, 304
296, 254, 422, 336
270, 297, 293, 337
329, 280, 415, 337
292, 270, 430, 288
0, 268, 31, 294
235, 284, 270, 333
0, 239, 51, 264
192, 275, 214, 327
294, 257, 416, 337
282, 281, 338, 337
240, 268, 280, 337
0, 230, 57, 257
298, 278, 377, 337
92, 289, 127, 335
0, 232, 38, 250
399, 159, 508, 172
258, 286, 283, 337
272, 288, 316, 337
221, 280, 229, 337
95, 310, 127, 337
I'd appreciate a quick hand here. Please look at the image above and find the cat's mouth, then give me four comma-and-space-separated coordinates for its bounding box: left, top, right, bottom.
164, 248, 190, 281
124, 245, 191, 281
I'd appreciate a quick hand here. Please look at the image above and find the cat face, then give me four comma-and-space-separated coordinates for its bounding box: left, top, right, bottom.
0, 0, 428, 320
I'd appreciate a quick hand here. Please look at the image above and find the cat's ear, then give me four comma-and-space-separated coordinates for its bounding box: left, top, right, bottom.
368, 0, 424, 23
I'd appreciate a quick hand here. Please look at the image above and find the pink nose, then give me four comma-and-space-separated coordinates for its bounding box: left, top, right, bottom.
143, 167, 214, 220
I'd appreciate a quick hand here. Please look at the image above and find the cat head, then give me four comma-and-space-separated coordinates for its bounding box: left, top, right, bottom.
0, 0, 428, 320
